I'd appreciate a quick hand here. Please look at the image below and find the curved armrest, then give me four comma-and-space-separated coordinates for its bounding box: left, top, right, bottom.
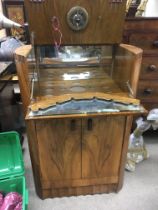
119, 44, 143, 57
15, 45, 32, 58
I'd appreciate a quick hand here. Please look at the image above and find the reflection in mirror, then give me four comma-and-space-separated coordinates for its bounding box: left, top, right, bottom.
38, 45, 112, 67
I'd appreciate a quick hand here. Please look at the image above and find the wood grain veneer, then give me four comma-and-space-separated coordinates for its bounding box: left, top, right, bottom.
24, 0, 127, 45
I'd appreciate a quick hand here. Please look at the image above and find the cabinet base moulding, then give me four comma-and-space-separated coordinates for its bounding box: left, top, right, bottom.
37, 184, 118, 199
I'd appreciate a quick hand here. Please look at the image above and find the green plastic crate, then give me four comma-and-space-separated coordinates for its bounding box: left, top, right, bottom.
0, 131, 28, 210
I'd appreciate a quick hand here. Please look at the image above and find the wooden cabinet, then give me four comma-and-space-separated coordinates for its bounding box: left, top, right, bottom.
15, 43, 144, 199
123, 18, 158, 110
15, 0, 145, 199
26, 115, 129, 198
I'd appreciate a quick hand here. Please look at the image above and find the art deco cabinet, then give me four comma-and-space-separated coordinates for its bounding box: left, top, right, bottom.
15, 0, 145, 199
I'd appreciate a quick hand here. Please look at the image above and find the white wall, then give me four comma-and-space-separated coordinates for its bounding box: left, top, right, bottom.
143, 0, 158, 17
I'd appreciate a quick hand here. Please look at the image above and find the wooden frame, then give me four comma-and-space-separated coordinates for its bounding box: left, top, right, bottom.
2, 0, 29, 42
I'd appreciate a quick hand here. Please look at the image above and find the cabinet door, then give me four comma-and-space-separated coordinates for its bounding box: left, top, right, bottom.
36, 118, 82, 185
82, 116, 126, 179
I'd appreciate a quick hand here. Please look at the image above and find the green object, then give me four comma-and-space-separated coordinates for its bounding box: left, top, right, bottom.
0, 132, 24, 179
0, 131, 28, 210
0, 177, 28, 210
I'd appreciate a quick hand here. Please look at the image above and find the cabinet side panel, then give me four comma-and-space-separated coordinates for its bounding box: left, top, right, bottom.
15, 51, 31, 115
113, 44, 142, 97
26, 120, 43, 198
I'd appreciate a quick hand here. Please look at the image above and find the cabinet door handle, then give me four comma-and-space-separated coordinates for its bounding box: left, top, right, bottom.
147, 65, 157, 72
87, 119, 93, 131
70, 119, 76, 131
144, 88, 153, 95
153, 40, 158, 48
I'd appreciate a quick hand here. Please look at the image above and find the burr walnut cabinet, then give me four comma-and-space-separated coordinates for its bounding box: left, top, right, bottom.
15, 0, 145, 199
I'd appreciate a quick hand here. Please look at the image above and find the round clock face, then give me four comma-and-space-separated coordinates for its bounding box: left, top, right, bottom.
67, 6, 89, 31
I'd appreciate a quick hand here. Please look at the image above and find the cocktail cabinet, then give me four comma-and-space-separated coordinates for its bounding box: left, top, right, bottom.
15, 0, 145, 199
